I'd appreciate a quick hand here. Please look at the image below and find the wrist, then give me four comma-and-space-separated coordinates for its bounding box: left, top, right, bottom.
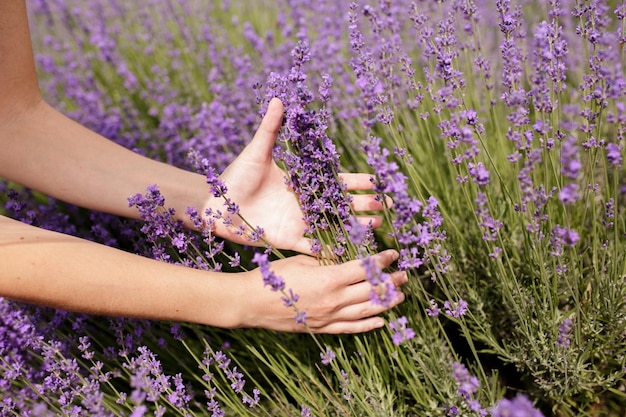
224, 270, 278, 330
178, 268, 247, 328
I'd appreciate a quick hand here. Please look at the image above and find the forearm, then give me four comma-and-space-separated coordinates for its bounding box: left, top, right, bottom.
0, 0, 41, 120
0, 214, 243, 326
0, 101, 215, 228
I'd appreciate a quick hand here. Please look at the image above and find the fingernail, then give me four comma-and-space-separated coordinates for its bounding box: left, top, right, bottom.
401, 272, 409, 284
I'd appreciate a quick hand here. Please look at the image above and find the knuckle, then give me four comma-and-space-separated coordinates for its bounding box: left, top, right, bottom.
318, 275, 339, 293
318, 293, 340, 314
392, 291, 406, 306
357, 304, 374, 319
391, 271, 408, 286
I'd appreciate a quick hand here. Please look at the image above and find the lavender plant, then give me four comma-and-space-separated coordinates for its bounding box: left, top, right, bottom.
1, 0, 625, 416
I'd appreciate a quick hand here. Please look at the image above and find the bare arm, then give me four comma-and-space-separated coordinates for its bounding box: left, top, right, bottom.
0, 214, 242, 326
0, 215, 405, 333
0, 0, 40, 118
1, 99, 213, 228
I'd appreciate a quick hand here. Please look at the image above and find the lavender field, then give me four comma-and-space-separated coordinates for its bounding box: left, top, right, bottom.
1, 0, 625, 415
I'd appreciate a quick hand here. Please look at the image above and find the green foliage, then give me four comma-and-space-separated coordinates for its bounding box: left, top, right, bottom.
7, 0, 625, 416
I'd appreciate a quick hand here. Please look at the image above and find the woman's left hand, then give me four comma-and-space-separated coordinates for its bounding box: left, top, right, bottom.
209, 98, 387, 253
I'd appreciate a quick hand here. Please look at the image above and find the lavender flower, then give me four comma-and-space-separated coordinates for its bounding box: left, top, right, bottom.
603, 198, 615, 228
347, 3, 388, 128
558, 183, 579, 205
320, 346, 336, 365
556, 317, 573, 348
252, 252, 285, 292
469, 162, 490, 186
549, 225, 580, 257
363, 136, 447, 273
444, 299, 469, 319
339, 369, 353, 401
266, 39, 354, 259
451, 362, 480, 399
529, 18, 568, 114
426, 299, 442, 317
167, 374, 192, 411
301, 405, 315, 417
205, 387, 224, 417
361, 256, 397, 306
294, 310, 307, 325
128, 185, 187, 263
475, 192, 502, 242
606, 142, 622, 165
491, 394, 544, 417
560, 135, 582, 180
389, 316, 416, 346
252, 252, 305, 326
347, 216, 375, 253
242, 388, 261, 408
497, 0, 527, 101
123, 346, 171, 404
205, 349, 261, 410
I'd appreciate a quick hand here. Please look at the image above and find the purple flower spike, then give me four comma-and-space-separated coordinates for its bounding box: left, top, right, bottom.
252, 253, 285, 292
444, 299, 469, 319
301, 405, 314, 417
491, 394, 545, 417
560, 136, 582, 180
469, 162, 490, 186
295, 310, 307, 325
361, 256, 397, 306
252, 253, 306, 325
451, 362, 480, 399
558, 183, 579, 205
549, 225, 580, 257
426, 299, 441, 317
606, 142, 622, 166
389, 316, 416, 346
320, 346, 336, 365
557, 317, 573, 348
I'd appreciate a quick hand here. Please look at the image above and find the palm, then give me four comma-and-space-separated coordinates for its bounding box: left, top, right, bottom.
221, 154, 307, 252
214, 98, 385, 254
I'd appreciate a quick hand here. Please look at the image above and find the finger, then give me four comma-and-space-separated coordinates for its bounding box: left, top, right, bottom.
350, 194, 386, 212
309, 317, 386, 334
244, 97, 284, 162
348, 191, 393, 211
372, 249, 400, 270
355, 215, 383, 229
392, 270, 409, 286
311, 293, 406, 334
346, 271, 409, 304
336, 250, 399, 286
338, 173, 375, 191
340, 174, 394, 206
337, 291, 406, 322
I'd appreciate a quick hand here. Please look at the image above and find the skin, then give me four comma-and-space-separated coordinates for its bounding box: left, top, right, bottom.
0, 0, 407, 334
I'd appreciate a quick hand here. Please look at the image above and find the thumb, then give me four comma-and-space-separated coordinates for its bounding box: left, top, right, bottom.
245, 97, 284, 162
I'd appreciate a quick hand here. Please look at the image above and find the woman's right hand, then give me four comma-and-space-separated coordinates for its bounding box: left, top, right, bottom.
233, 250, 407, 334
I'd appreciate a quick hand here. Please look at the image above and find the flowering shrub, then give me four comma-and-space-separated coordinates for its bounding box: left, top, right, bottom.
1, 0, 625, 416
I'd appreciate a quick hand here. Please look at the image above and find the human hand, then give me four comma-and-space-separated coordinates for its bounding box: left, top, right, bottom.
210, 97, 386, 253
233, 249, 407, 333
